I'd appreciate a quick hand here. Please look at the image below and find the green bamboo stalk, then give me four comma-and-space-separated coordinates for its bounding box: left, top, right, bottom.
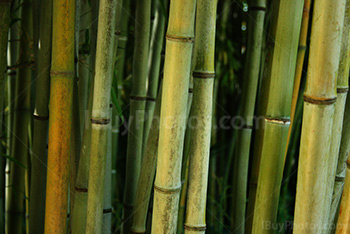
151, 0, 196, 232
5, 0, 32, 232
84, 0, 118, 232
123, 0, 151, 231
0, 1, 12, 231
231, 1, 266, 233
102, 105, 113, 233
71, 82, 93, 234
335, 97, 350, 234
142, 0, 167, 146
245, 1, 280, 232
183, 0, 216, 233
323, 1, 350, 232
78, 0, 92, 136
251, 1, 304, 233
28, 0, 52, 232
130, 86, 162, 234
293, 0, 346, 233
44, 0, 75, 232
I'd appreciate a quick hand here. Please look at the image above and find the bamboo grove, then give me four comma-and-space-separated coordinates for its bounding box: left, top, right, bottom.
2, 0, 350, 233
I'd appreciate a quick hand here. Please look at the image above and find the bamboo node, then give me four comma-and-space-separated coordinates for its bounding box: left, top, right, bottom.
250, 6, 267, 11
264, 116, 290, 125
154, 184, 182, 194
129, 229, 145, 234
335, 176, 345, 182
75, 186, 88, 192
129, 95, 147, 101
193, 71, 215, 79
33, 113, 49, 121
115, 30, 121, 36
303, 95, 337, 105
166, 34, 195, 43
91, 118, 111, 125
50, 71, 75, 77
337, 87, 349, 93
146, 97, 156, 102
184, 224, 207, 231
189, 88, 193, 93
298, 45, 307, 51
103, 208, 113, 213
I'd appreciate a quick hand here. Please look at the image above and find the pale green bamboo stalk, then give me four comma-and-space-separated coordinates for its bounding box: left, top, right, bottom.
85, 0, 118, 232
28, 0, 52, 232
151, 0, 196, 232
183, 0, 216, 233
293, 0, 346, 233
142, 0, 167, 146
251, 1, 303, 233
323, 2, 350, 232
335, 98, 350, 233
231, 1, 266, 233
329, 2, 350, 229
123, 0, 151, 231
102, 105, 113, 234
130, 86, 162, 234
71, 82, 93, 234
0, 1, 12, 231
5, 0, 32, 232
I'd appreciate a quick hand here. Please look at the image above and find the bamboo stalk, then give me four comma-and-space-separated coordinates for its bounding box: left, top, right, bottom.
142, 0, 167, 146
293, 0, 346, 233
323, 2, 350, 232
44, 0, 75, 232
250, 1, 303, 233
245, 1, 280, 232
84, 0, 118, 232
151, 0, 196, 232
28, 0, 52, 233
329, 1, 350, 229
184, 0, 216, 233
285, 0, 311, 157
335, 98, 350, 234
130, 86, 162, 234
123, 0, 151, 231
0, 1, 12, 231
102, 105, 113, 233
5, 0, 32, 232
231, 1, 266, 233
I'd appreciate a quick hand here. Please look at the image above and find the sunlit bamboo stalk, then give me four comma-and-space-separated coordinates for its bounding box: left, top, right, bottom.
151, 0, 196, 232
293, 0, 346, 233
44, 0, 75, 232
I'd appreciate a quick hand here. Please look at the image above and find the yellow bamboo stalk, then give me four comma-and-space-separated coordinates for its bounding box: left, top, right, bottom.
293, 0, 346, 233
44, 0, 75, 232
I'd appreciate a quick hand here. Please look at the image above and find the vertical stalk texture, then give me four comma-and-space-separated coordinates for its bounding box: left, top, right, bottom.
142, 0, 167, 146
44, 0, 75, 232
323, 1, 350, 232
85, 0, 117, 233
130, 87, 162, 234
285, 0, 311, 156
6, 0, 32, 233
329, 1, 350, 228
0, 0, 12, 231
29, 0, 52, 233
293, 0, 346, 233
231, 0, 266, 233
335, 98, 350, 234
123, 0, 151, 231
184, 0, 216, 233
251, 1, 303, 233
151, 0, 196, 232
